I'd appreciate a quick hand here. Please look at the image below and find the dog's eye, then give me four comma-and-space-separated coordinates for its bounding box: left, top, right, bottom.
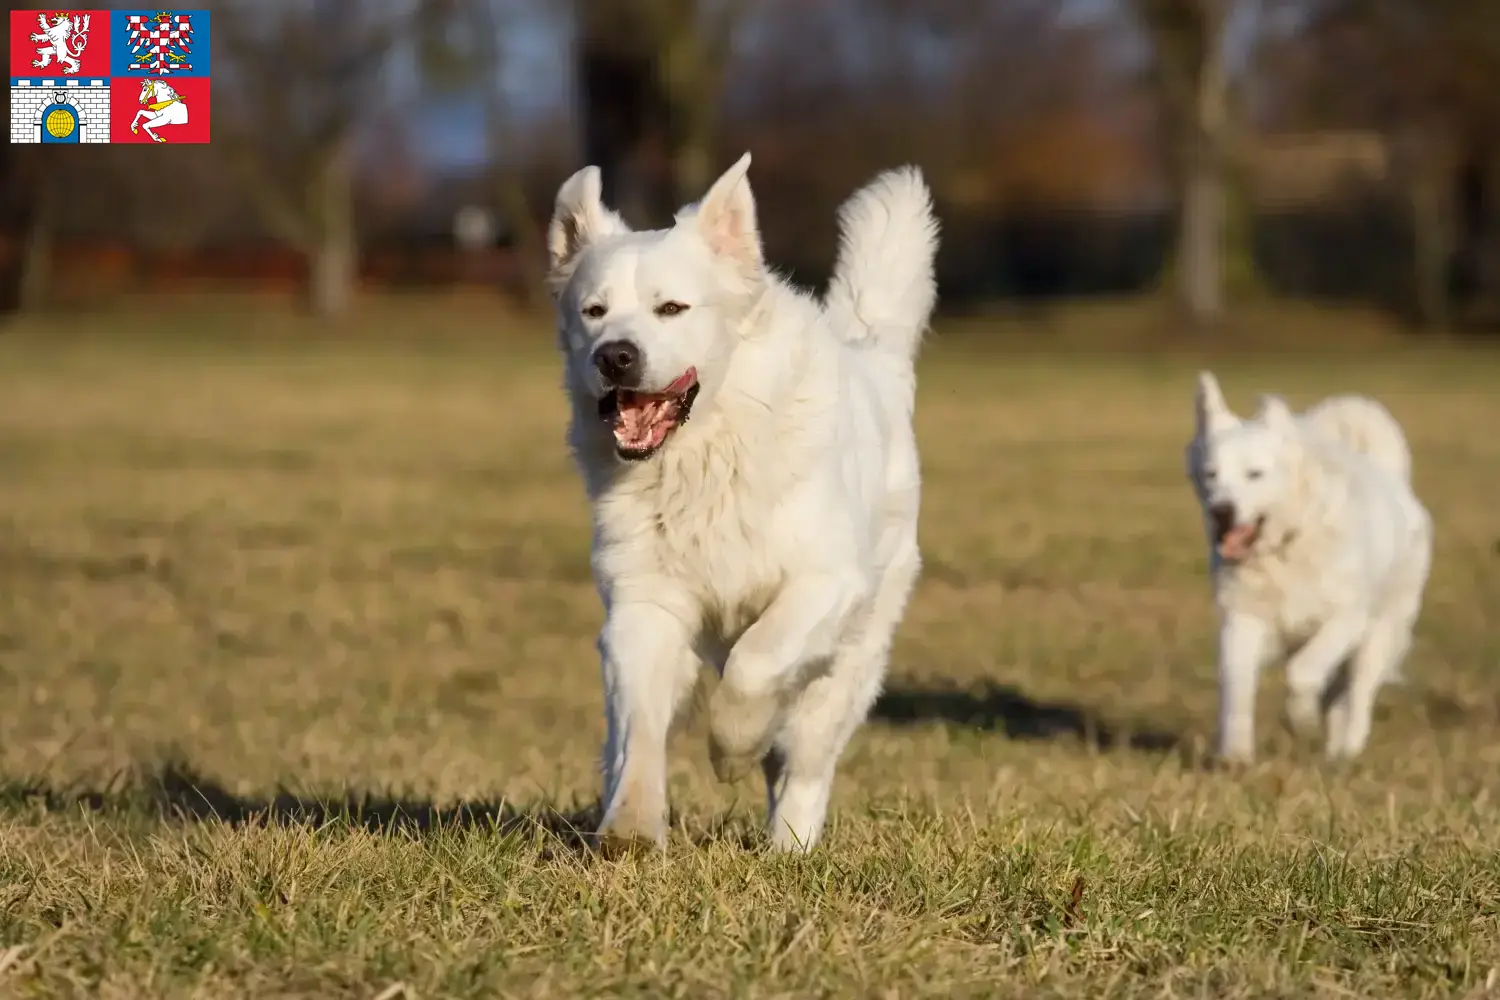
1246, 469, 1263, 480
655, 301, 689, 317
582, 303, 607, 320
1204, 469, 1217, 481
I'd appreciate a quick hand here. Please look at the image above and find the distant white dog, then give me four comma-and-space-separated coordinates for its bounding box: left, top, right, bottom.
545, 153, 939, 851
1185, 372, 1432, 762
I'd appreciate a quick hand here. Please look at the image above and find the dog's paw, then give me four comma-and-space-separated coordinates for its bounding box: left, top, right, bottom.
594, 827, 662, 860
707, 682, 782, 784
1321, 746, 1360, 768
594, 814, 665, 857
766, 821, 820, 854
1323, 725, 1368, 763
1215, 745, 1256, 769
1214, 725, 1256, 768
1284, 692, 1322, 739
594, 786, 667, 853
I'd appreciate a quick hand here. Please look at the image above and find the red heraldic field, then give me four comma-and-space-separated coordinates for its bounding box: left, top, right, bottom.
109, 74, 208, 143
8, 10, 110, 79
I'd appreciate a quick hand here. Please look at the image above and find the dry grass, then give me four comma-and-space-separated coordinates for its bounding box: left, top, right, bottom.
1, 302, 1498, 998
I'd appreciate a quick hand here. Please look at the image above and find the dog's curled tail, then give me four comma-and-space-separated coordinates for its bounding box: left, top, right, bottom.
1302, 394, 1413, 483
824, 166, 940, 365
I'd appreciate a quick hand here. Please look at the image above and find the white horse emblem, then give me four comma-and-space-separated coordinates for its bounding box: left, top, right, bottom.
30, 12, 90, 75
131, 79, 188, 143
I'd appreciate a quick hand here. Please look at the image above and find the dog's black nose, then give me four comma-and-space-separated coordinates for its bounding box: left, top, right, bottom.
1208, 502, 1236, 534
593, 340, 642, 388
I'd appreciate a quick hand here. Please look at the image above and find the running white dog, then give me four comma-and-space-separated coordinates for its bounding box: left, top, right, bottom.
1185, 372, 1432, 763
545, 153, 939, 851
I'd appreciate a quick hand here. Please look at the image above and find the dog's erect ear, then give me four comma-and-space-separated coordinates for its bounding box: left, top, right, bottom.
1194, 371, 1238, 435
1256, 394, 1296, 435
546, 165, 628, 287
693, 152, 762, 275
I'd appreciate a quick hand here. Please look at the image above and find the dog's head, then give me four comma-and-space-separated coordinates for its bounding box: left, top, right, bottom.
1186, 371, 1302, 563
545, 153, 766, 462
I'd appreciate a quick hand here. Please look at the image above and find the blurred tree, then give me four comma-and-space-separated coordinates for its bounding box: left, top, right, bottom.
416, 0, 557, 305
1377, 0, 1499, 327
5, 148, 132, 311
1265, 0, 1500, 327
218, 0, 430, 317
1382, 0, 1498, 328
17, 158, 55, 311
720, 0, 1157, 299
1131, 0, 1244, 329
573, 0, 751, 226
0, 132, 225, 313
0, 89, 39, 316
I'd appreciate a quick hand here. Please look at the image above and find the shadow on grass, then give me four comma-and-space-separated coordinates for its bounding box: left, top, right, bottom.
871, 682, 1182, 753
0, 762, 605, 851
0, 686, 1185, 848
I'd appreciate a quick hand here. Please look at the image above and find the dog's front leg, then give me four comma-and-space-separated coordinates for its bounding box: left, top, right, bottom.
1282, 612, 1368, 740
1217, 612, 1275, 763
708, 574, 862, 783
596, 601, 699, 852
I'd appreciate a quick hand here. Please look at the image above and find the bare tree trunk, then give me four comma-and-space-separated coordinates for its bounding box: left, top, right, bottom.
307, 137, 356, 318
673, 140, 713, 206
576, 10, 668, 226
482, 73, 543, 305
1178, 142, 1225, 326
0, 100, 30, 317
1140, 0, 1237, 329
662, 0, 744, 204
497, 172, 544, 306
1180, 1, 1230, 328
575, 0, 743, 224
1452, 139, 1492, 322
309, 235, 355, 318
218, 0, 414, 319
661, 8, 717, 203
19, 175, 55, 312
1410, 171, 1453, 330
1221, 162, 1263, 299
1397, 127, 1454, 330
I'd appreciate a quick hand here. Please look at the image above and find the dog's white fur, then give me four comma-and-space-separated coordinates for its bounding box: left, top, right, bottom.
546, 153, 939, 851
1298, 394, 1413, 484
1186, 372, 1432, 762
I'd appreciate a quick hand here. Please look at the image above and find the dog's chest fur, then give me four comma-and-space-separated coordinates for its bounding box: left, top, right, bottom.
1215, 552, 1346, 644
592, 408, 799, 640
655, 424, 784, 635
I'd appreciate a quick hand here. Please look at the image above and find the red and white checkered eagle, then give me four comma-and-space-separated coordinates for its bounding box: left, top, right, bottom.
126, 11, 194, 74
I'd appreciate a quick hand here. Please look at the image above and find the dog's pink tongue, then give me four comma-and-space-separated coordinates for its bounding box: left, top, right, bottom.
664, 368, 697, 394
1217, 524, 1256, 560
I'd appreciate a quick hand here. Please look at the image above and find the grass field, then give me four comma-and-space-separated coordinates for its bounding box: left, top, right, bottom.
1, 302, 1498, 998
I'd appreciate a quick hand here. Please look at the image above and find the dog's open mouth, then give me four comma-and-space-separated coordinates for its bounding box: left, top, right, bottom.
598, 368, 700, 460
1212, 510, 1265, 561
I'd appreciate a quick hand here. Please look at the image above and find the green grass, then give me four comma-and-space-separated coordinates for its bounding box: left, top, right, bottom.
1, 301, 1499, 997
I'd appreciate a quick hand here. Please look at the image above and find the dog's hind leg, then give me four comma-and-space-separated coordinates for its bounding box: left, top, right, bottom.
1326, 616, 1412, 760
1282, 612, 1368, 740
596, 601, 701, 851
761, 537, 919, 851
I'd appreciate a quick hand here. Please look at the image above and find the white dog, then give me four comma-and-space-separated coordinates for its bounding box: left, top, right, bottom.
1185, 372, 1432, 763
545, 153, 939, 851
